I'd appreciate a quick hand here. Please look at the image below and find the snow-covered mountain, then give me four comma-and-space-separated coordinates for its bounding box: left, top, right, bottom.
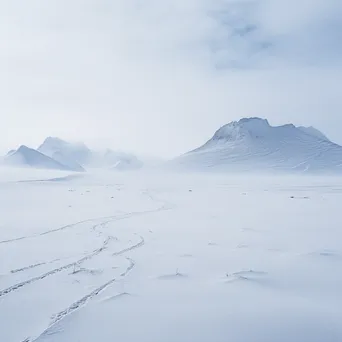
38, 137, 143, 171
4, 145, 72, 171
2, 137, 143, 172
174, 117, 342, 173
38, 137, 91, 168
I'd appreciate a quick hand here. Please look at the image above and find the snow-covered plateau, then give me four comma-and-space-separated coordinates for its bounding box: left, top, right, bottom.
1, 167, 341, 342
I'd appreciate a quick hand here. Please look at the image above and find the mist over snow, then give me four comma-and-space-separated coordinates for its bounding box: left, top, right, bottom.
1, 0, 342, 157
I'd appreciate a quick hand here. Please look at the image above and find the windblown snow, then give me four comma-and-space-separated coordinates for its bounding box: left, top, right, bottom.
175, 118, 342, 173
0, 168, 342, 342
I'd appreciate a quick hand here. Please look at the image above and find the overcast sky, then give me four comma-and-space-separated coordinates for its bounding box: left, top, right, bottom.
1, 0, 342, 157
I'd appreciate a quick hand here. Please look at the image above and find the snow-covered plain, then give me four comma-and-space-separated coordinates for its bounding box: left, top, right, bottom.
1, 167, 342, 342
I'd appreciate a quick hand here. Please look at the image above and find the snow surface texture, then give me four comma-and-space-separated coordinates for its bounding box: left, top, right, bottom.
2, 138, 143, 172
175, 117, 342, 173
0, 168, 342, 342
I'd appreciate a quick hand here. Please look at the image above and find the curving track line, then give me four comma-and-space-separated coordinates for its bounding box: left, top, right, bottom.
112, 235, 145, 257
0, 204, 170, 246
29, 257, 137, 341
5, 189, 172, 342
0, 231, 113, 298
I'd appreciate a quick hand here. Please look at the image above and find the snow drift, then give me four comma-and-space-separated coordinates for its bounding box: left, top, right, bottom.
174, 117, 342, 173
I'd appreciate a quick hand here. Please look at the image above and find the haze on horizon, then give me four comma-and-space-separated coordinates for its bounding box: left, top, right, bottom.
1, 0, 342, 158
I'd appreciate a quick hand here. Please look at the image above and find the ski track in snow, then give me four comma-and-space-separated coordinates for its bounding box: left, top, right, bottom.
1, 189, 171, 342
0, 230, 113, 298
112, 235, 145, 257
1, 223, 147, 298
29, 250, 139, 341
0, 196, 171, 246
0, 215, 118, 245
11, 262, 48, 274
2, 170, 342, 342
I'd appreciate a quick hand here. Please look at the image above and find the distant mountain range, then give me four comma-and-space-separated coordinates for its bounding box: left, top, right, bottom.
5, 145, 72, 171
3, 119, 342, 173
174, 117, 342, 173
2, 137, 143, 172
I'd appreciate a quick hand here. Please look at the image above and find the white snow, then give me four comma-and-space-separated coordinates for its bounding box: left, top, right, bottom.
174, 118, 342, 173
1, 167, 342, 342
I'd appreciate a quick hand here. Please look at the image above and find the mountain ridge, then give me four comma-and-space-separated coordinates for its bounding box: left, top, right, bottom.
2, 138, 143, 172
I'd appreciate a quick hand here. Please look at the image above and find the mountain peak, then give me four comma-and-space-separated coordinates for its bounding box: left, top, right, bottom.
4, 145, 71, 171
238, 117, 269, 125
38, 137, 69, 153
17, 145, 32, 152
39, 137, 89, 150
43, 136, 64, 143
38, 137, 91, 166
212, 117, 271, 141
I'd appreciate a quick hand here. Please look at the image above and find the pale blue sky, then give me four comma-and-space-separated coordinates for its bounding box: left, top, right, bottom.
1, 0, 342, 157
